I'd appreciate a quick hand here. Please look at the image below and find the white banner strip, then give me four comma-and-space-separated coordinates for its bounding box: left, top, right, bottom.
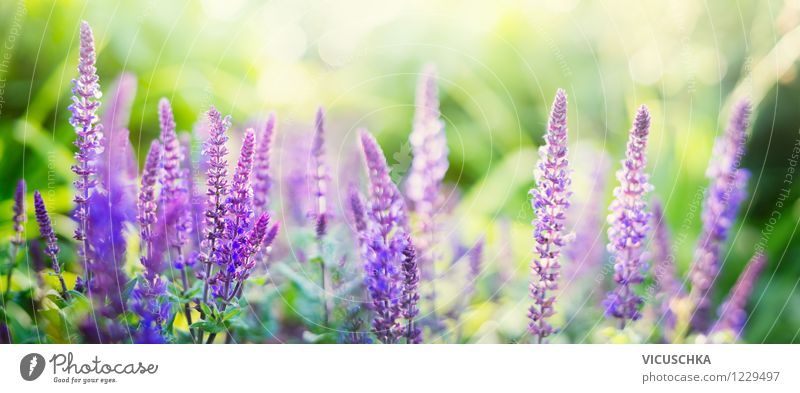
1, 344, 797, 392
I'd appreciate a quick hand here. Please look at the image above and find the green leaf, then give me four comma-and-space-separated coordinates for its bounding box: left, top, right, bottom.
190, 320, 225, 334
222, 307, 241, 321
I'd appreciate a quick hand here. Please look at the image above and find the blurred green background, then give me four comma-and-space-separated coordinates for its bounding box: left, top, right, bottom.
1, 0, 799, 343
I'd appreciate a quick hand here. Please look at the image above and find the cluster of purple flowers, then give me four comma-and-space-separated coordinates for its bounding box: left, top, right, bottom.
7, 21, 769, 345
528, 94, 764, 342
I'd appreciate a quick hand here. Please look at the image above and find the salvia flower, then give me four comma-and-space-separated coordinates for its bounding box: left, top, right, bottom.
348, 183, 367, 237
138, 140, 162, 281
528, 89, 571, 342
6, 179, 26, 294
69, 21, 104, 278
93, 74, 138, 285
711, 252, 766, 337
406, 65, 449, 288
236, 213, 278, 281
131, 140, 169, 342
689, 100, 751, 331
603, 105, 653, 327
12, 179, 26, 246
33, 191, 69, 299
220, 128, 256, 288
310, 108, 330, 239
400, 240, 421, 343
253, 113, 276, 215
201, 107, 231, 302
158, 98, 192, 257
360, 129, 412, 343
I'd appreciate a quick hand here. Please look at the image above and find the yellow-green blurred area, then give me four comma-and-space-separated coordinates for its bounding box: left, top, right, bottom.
1, 0, 799, 343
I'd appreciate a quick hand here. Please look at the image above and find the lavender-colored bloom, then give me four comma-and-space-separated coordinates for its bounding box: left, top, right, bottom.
360, 129, 410, 343
528, 89, 571, 342
711, 252, 766, 337
603, 105, 653, 327
220, 128, 256, 286
406, 65, 449, 210
100, 73, 136, 139
690, 100, 751, 331
87, 73, 139, 315
253, 113, 276, 215
340, 306, 373, 344
131, 277, 169, 344
406, 66, 449, 286
400, 240, 421, 343
138, 140, 162, 281
310, 108, 330, 239
201, 107, 231, 303
6, 179, 27, 295
98, 73, 137, 193
158, 98, 192, 260
348, 183, 367, 237
237, 213, 278, 280
69, 21, 104, 276
33, 191, 69, 299
12, 180, 26, 245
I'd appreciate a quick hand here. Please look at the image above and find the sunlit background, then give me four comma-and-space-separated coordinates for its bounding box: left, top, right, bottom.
1, 0, 799, 343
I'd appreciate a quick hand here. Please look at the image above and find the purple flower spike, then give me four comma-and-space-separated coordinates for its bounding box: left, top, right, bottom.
222, 128, 256, 279
253, 112, 276, 215
12, 180, 26, 245
159, 99, 183, 196
360, 129, 412, 343
33, 191, 69, 299
138, 140, 162, 281
69, 21, 104, 277
310, 108, 329, 239
528, 89, 571, 342
400, 241, 421, 343
407, 65, 449, 210
158, 98, 192, 263
348, 183, 367, 237
406, 65, 449, 287
603, 105, 653, 328
690, 100, 751, 331
201, 107, 231, 303
711, 252, 766, 338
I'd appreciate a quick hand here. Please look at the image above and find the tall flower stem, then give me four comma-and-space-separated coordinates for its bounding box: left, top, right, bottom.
69, 21, 104, 288
603, 106, 653, 329
528, 89, 571, 343
360, 130, 411, 343
406, 66, 448, 329
199, 107, 231, 343
34, 191, 69, 300
311, 108, 330, 326
689, 100, 751, 331
5, 180, 26, 297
